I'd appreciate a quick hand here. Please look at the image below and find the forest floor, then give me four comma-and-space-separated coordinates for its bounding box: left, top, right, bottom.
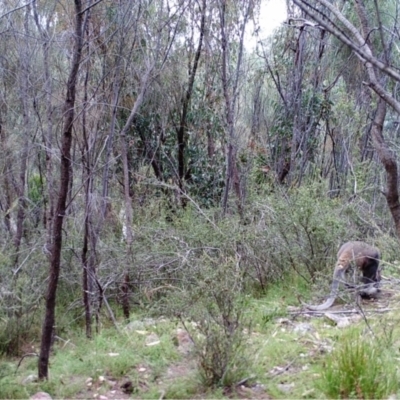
2, 277, 400, 400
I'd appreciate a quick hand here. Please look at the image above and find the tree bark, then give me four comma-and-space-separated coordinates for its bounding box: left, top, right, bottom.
13, 6, 32, 267
38, 0, 84, 380
32, 1, 56, 251
370, 99, 400, 237
293, 0, 400, 238
176, 0, 206, 204
219, 0, 252, 215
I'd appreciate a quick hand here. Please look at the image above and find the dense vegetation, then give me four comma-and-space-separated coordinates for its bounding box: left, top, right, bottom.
1, 0, 400, 398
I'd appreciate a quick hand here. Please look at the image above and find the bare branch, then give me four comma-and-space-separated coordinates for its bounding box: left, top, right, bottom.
79, 0, 104, 15
292, 0, 400, 83
0, 1, 35, 20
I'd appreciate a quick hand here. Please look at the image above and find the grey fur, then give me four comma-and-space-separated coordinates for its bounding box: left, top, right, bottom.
303, 241, 380, 311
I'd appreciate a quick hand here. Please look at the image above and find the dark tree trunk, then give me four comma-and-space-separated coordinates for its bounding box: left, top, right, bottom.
176, 0, 206, 204
38, 0, 84, 380
371, 98, 400, 237
121, 272, 130, 320
219, 0, 248, 215
293, 0, 400, 239
13, 7, 31, 267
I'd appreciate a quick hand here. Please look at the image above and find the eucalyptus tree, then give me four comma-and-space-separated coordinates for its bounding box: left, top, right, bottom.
38, 0, 86, 380
217, 0, 259, 214
0, 1, 42, 263
256, 8, 343, 189
32, 1, 58, 250
291, 0, 400, 238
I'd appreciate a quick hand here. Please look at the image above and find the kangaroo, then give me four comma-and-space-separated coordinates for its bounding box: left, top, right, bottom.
303, 241, 380, 311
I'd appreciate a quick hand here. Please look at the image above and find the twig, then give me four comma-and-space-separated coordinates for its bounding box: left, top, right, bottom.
288, 307, 394, 315
145, 179, 221, 232
268, 358, 298, 377
289, 306, 395, 315
15, 353, 38, 374
235, 375, 256, 386
54, 335, 75, 349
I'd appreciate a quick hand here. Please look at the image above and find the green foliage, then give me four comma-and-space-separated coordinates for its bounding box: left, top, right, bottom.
0, 376, 30, 399
0, 255, 45, 356
256, 182, 349, 282
4, 323, 180, 399
27, 173, 44, 207
0, 361, 25, 400
185, 149, 225, 208
160, 257, 251, 388
160, 378, 201, 400
318, 328, 398, 399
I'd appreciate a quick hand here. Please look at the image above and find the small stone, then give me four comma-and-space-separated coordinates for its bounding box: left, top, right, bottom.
30, 392, 52, 400
175, 328, 194, 354
277, 382, 295, 393
145, 333, 160, 346
23, 374, 38, 385
293, 323, 313, 335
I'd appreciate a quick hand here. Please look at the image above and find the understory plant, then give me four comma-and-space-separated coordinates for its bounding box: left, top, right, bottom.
160, 255, 251, 388
318, 328, 398, 399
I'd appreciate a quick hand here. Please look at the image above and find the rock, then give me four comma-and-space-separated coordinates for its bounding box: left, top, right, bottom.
293, 323, 313, 335
126, 318, 156, 331
174, 328, 194, 354
277, 382, 295, 393
325, 312, 361, 328
145, 333, 160, 346
30, 392, 52, 400
23, 374, 38, 385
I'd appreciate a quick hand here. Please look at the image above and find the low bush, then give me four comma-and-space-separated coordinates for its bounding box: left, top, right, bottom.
318, 328, 398, 399
159, 256, 251, 388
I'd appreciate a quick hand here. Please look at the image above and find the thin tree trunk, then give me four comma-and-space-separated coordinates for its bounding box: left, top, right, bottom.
32, 1, 56, 251
176, 0, 206, 205
288, 27, 304, 186
119, 64, 154, 320
371, 99, 400, 237
354, 0, 400, 237
13, 7, 31, 267
0, 116, 13, 235
293, 0, 400, 239
81, 12, 94, 338
219, 0, 252, 215
38, 0, 84, 380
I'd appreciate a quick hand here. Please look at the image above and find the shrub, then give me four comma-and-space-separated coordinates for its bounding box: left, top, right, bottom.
255, 183, 349, 282
159, 256, 251, 388
318, 329, 398, 399
0, 261, 44, 356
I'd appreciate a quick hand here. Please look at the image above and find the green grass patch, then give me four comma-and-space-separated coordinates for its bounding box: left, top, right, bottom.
0, 320, 181, 399
317, 327, 399, 399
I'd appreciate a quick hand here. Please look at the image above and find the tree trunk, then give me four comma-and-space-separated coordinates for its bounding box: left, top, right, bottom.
13, 7, 32, 267
32, 1, 56, 251
176, 0, 206, 205
370, 98, 400, 237
219, 1, 250, 215
293, 0, 400, 239
38, 0, 84, 380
